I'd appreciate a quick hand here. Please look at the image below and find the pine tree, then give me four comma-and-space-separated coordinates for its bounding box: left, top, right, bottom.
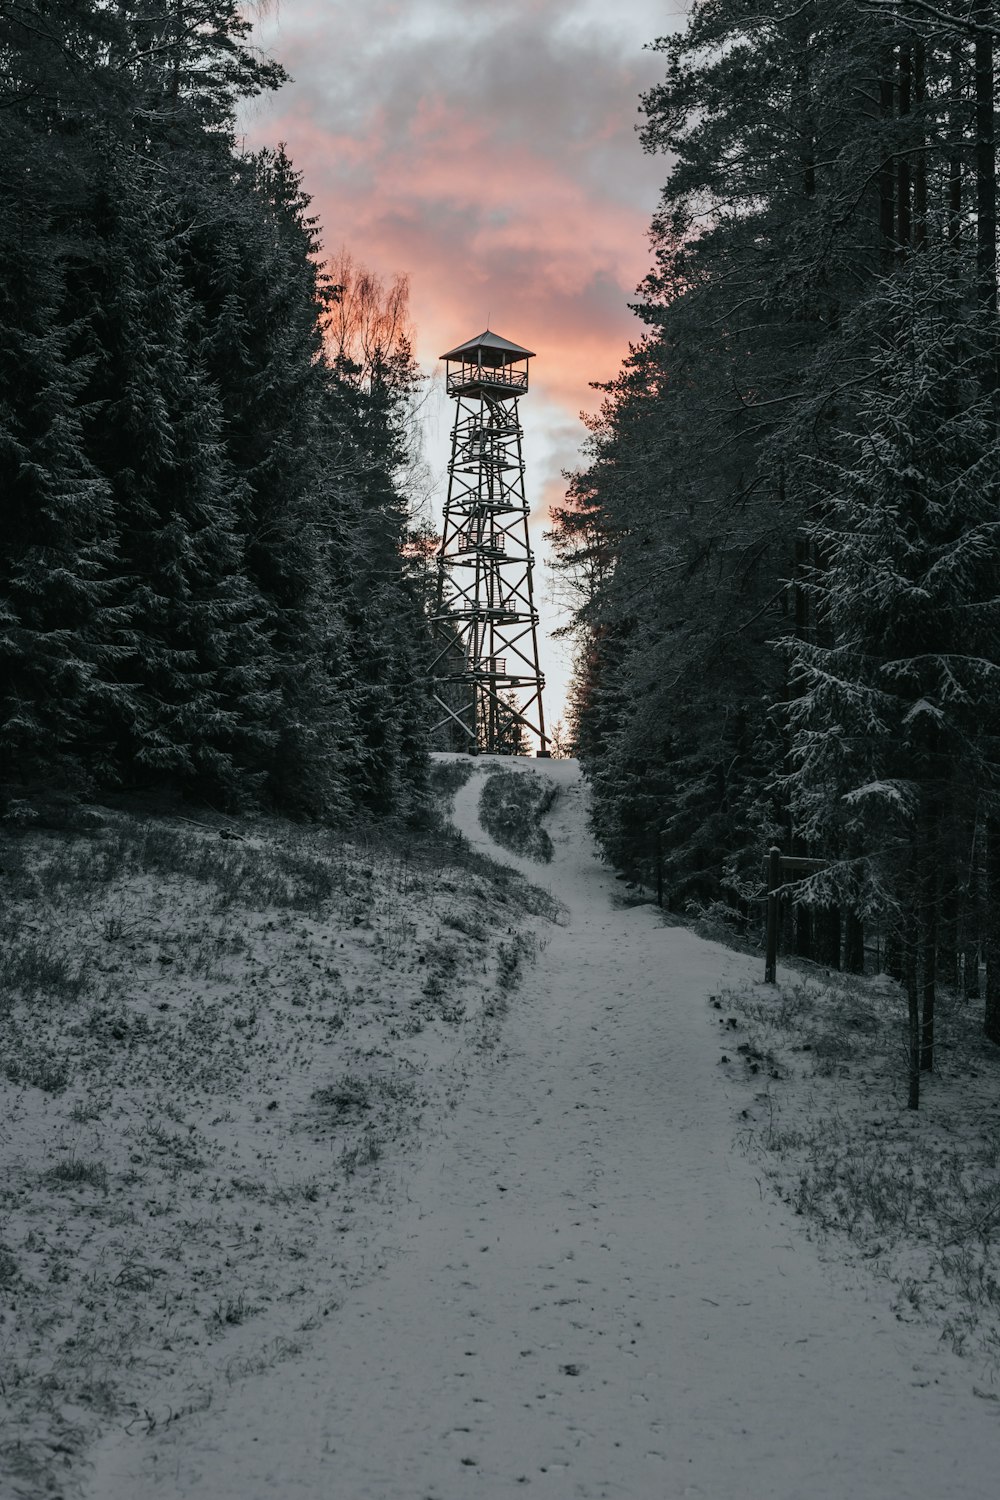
784, 257, 1000, 1097
320, 258, 431, 816
73, 153, 277, 800
176, 145, 358, 815
1, 0, 432, 825
119, 1, 286, 137
0, 227, 123, 791
557, 0, 1000, 964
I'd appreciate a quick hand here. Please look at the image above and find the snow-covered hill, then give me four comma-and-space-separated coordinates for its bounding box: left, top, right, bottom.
0, 787, 554, 1498
79, 755, 999, 1500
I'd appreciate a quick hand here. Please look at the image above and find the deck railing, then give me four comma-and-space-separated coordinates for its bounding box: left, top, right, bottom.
447, 364, 528, 394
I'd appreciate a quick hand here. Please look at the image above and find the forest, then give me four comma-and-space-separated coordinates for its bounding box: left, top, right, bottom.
550, 0, 1000, 1098
5, 2, 1000, 1112
5, 10, 1000, 1486
0, 1, 430, 826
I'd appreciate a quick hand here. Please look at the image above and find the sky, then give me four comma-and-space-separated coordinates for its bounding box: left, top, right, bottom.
240, 0, 679, 729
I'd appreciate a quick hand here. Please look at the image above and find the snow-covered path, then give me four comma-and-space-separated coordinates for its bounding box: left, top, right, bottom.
88, 759, 998, 1499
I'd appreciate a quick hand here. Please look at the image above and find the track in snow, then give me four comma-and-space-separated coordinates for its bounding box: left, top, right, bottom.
87, 757, 999, 1499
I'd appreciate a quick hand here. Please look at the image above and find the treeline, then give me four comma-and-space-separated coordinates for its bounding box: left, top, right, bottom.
1, 2, 430, 822
552, 0, 1000, 1092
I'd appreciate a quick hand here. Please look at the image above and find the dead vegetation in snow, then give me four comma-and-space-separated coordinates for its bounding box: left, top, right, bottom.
427, 756, 476, 809
478, 768, 558, 864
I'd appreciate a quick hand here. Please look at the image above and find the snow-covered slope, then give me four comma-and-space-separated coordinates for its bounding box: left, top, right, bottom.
86, 758, 999, 1499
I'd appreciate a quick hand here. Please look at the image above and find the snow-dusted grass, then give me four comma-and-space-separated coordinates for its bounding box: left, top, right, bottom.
427, 754, 476, 809
718, 971, 1000, 1372
478, 767, 557, 863
0, 803, 556, 1499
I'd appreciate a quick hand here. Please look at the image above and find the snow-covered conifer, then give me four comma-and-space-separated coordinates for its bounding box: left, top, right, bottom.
784, 257, 1000, 1088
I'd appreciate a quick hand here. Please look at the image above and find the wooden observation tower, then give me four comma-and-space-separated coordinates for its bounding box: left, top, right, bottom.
429, 330, 548, 755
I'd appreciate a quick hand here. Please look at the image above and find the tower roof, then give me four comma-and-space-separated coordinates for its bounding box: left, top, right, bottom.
440, 330, 535, 363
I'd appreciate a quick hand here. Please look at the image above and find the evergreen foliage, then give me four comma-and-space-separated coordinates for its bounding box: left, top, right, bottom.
0, 1, 431, 820
552, 0, 1000, 1074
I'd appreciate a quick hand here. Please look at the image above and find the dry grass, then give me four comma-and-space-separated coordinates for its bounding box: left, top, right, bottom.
717, 973, 1000, 1371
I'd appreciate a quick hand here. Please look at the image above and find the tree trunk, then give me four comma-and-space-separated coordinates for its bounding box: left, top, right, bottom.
919, 807, 937, 1072
975, 6, 999, 397
975, 7, 997, 318
949, 41, 964, 252
965, 937, 982, 1000
845, 908, 865, 974
796, 52, 816, 200
904, 905, 920, 1110
171, 0, 184, 106
920, 894, 937, 1073
974, 8, 998, 1030
815, 905, 841, 969
781, 891, 795, 954
879, 45, 897, 269
897, 41, 912, 256
884, 925, 903, 982
985, 822, 1000, 1044
791, 531, 812, 961
913, 38, 927, 251
938, 883, 958, 991
794, 902, 813, 961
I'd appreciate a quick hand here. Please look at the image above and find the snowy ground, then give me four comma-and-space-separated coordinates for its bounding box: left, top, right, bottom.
77, 756, 999, 1499
0, 792, 552, 1497
716, 965, 1000, 1372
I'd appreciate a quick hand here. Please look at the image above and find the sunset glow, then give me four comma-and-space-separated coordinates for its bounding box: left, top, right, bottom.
241, 0, 673, 724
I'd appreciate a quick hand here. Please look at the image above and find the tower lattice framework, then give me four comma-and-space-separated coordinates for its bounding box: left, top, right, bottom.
429, 331, 548, 756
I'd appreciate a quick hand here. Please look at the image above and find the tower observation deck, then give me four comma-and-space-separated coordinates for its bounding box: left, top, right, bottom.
428, 331, 548, 755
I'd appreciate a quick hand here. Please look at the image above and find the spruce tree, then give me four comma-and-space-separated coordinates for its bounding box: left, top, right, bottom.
784, 258, 1000, 1094
74, 154, 276, 800
0, 233, 123, 791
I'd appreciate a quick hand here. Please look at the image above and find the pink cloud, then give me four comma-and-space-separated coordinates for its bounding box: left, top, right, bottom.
243, 1, 665, 418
